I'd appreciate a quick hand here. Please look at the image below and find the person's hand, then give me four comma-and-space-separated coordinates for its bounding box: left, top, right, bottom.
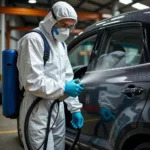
99, 107, 115, 121
71, 112, 84, 129
65, 79, 84, 97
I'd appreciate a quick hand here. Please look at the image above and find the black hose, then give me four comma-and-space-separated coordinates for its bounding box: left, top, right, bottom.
68, 128, 81, 150
43, 100, 59, 150
37, 100, 60, 150
24, 98, 81, 150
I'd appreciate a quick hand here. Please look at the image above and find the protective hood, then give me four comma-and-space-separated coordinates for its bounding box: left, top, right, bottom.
39, 1, 77, 39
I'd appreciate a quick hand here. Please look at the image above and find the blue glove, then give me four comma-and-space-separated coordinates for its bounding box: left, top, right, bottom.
100, 107, 115, 121
71, 112, 84, 129
65, 79, 84, 97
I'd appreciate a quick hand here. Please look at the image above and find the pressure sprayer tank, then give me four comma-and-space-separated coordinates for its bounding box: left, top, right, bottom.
2, 49, 19, 118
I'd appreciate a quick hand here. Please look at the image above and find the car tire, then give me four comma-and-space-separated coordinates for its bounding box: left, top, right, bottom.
17, 117, 24, 148
134, 142, 150, 150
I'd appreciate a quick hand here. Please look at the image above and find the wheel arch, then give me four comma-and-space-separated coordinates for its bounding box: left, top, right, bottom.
120, 134, 150, 150
116, 126, 150, 150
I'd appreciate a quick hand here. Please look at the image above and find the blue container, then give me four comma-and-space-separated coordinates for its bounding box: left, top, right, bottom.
2, 49, 19, 118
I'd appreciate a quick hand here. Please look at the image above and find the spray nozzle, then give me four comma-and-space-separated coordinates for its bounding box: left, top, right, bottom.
76, 79, 85, 87
76, 79, 80, 84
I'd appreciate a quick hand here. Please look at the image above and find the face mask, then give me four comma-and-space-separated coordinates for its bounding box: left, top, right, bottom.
53, 27, 70, 42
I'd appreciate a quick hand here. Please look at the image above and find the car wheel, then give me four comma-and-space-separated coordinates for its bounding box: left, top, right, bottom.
17, 117, 24, 148
134, 142, 150, 150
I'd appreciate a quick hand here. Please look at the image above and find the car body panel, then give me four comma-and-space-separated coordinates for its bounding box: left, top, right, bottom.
80, 63, 150, 149
138, 94, 150, 124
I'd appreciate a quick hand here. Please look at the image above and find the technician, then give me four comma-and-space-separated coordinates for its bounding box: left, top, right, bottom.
17, 1, 84, 150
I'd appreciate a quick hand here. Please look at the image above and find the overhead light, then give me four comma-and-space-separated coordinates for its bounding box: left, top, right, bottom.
119, 0, 133, 5
28, 0, 37, 4
132, 3, 149, 10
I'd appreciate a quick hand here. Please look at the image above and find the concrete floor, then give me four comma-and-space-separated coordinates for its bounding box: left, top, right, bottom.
0, 105, 99, 150
0, 105, 23, 150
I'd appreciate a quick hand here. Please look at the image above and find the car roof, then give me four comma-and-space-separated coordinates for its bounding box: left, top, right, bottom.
79, 8, 150, 35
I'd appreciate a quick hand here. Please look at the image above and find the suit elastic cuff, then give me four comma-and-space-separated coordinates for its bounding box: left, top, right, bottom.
59, 80, 65, 96
71, 109, 81, 113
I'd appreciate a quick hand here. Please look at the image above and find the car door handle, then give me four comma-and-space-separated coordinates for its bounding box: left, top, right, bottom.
122, 86, 143, 98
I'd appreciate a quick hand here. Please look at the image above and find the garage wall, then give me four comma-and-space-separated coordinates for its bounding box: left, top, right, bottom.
0, 15, 23, 49
0, 15, 23, 78
7, 16, 24, 49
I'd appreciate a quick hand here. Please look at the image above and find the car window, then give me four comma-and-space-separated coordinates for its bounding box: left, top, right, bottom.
95, 27, 143, 70
69, 35, 97, 67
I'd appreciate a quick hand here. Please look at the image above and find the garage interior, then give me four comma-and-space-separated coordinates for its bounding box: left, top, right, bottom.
0, 0, 150, 150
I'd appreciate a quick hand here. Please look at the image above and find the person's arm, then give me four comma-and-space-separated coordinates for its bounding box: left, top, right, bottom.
17, 33, 65, 100
63, 44, 82, 113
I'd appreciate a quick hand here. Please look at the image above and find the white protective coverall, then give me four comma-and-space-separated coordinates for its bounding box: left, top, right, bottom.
17, 1, 82, 150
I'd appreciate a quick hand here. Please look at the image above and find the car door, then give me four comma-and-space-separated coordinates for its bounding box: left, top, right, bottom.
65, 29, 105, 150
80, 23, 150, 150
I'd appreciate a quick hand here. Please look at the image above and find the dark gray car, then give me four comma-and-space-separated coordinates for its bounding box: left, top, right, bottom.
65, 9, 150, 150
